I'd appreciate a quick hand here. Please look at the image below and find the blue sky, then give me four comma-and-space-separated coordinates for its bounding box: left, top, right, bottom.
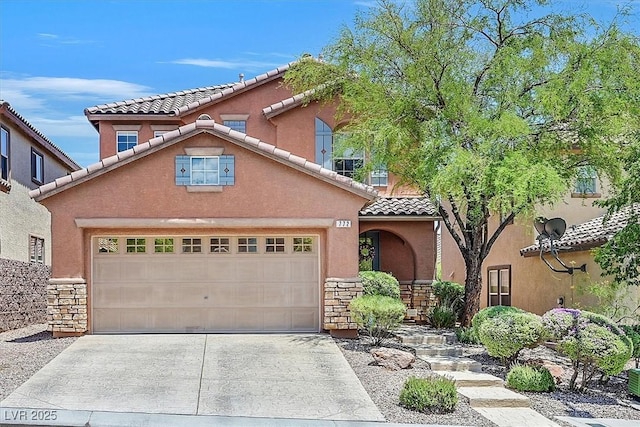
0, 0, 637, 167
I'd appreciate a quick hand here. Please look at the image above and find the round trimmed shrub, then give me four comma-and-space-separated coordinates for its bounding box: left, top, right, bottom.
542, 308, 634, 390
506, 363, 555, 392
350, 295, 406, 345
359, 271, 401, 299
478, 311, 546, 365
472, 305, 523, 335
399, 375, 458, 413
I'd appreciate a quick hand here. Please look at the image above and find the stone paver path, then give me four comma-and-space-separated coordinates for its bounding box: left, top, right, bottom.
395, 326, 561, 427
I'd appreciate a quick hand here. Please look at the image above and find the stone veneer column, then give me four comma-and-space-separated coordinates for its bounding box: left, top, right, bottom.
47, 278, 87, 337
323, 277, 362, 338
400, 280, 435, 323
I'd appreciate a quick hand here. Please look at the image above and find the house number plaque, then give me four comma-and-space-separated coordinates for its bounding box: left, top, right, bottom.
336, 220, 352, 228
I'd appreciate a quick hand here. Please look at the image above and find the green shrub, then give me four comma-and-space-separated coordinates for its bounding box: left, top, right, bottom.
399, 376, 458, 413
472, 305, 523, 335
478, 311, 546, 366
350, 295, 406, 345
621, 325, 640, 368
455, 326, 481, 345
506, 363, 555, 392
428, 305, 457, 329
359, 271, 401, 299
432, 281, 465, 319
542, 308, 633, 391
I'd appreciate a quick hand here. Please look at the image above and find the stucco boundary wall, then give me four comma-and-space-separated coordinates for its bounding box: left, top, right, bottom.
324, 277, 362, 337
47, 278, 87, 337
401, 280, 436, 323
0, 258, 50, 331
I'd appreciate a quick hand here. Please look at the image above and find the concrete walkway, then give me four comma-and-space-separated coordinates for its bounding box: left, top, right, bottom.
0, 334, 384, 423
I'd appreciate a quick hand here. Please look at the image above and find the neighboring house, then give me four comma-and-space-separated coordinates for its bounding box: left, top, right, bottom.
31, 63, 438, 337
0, 101, 80, 331
441, 172, 635, 315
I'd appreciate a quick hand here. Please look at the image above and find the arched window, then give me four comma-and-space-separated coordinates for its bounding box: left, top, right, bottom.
315, 118, 365, 179
315, 118, 333, 170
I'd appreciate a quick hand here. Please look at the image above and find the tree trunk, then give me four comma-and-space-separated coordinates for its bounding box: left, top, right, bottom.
461, 257, 483, 326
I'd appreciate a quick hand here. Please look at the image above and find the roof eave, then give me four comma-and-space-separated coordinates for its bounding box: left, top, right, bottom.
359, 215, 440, 221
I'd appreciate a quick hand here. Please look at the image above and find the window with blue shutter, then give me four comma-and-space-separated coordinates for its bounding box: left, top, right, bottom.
219, 155, 235, 185
176, 155, 234, 186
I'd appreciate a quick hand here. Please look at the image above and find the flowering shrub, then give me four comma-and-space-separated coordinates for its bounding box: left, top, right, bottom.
359, 271, 401, 299
478, 311, 546, 366
542, 308, 633, 391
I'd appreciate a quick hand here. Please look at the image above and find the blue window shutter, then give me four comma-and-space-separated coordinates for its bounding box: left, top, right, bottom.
175, 155, 190, 185
219, 155, 235, 186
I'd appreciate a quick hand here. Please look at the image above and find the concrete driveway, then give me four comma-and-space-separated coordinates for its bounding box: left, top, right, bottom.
0, 334, 384, 423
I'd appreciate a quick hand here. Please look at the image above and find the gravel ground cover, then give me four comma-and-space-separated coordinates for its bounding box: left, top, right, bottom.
337, 332, 640, 426
0, 324, 77, 401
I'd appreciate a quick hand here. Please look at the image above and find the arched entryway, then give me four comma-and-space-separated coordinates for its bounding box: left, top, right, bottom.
359, 229, 416, 283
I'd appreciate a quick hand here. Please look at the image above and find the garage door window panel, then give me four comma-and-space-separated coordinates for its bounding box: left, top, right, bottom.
265, 237, 286, 253
293, 237, 314, 253
210, 237, 230, 253
98, 238, 119, 254
238, 237, 258, 253
126, 238, 146, 253
182, 238, 202, 253
154, 238, 174, 253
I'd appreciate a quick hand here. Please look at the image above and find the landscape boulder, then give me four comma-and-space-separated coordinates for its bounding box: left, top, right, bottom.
370, 347, 415, 370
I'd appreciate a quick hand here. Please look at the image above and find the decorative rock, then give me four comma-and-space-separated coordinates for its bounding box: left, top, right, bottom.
370, 347, 416, 370
530, 359, 565, 384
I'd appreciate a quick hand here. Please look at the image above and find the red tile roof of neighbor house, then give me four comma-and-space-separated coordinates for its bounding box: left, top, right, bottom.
520, 204, 639, 256
0, 101, 81, 171
85, 63, 296, 122
360, 196, 438, 217
29, 120, 378, 201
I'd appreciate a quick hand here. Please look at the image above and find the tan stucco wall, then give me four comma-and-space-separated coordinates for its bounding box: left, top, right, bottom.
41, 132, 368, 280
0, 117, 73, 264
440, 180, 620, 315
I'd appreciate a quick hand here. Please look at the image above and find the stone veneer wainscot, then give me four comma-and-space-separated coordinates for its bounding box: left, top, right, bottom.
323, 277, 362, 338
47, 278, 87, 337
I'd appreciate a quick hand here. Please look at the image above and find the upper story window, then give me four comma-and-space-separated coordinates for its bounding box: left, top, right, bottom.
191, 156, 219, 185
573, 165, 599, 197
223, 120, 246, 133
315, 118, 365, 179
1, 125, 9, 182
117, 131, 138, 152
154, 130, 168, 138
315, 118, 333, 170
29, 235, 45, 264
370, 165, 388, 187
31, 148, 44, 185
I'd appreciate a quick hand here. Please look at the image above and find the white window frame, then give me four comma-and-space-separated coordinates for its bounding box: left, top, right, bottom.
31, 148, 44, 185
574, 165, 598, 195
29, 235, 45, 264
1, 125, 9, 183
190, 156, 219, 185
116, 131, 138, 152
370, 166, 388, 187
223, 120, 247, 133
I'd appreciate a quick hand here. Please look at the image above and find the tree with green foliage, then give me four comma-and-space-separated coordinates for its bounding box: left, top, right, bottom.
594, 141, 640, 288
285, 0, 640, 325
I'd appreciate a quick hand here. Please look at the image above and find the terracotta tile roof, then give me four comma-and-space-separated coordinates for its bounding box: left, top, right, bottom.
0, 101, 81, 171
359, 197, 438, 217
520, 204, 639, 256
262, 89, 316, 119
84, 84, 235, 115
29, 119, 378, 201
85, 63, 296, 118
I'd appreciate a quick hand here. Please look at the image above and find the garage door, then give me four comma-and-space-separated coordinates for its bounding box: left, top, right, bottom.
92, 235, 319, 333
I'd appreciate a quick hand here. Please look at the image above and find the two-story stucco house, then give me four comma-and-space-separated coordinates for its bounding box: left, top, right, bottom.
30, 63, 438, 337
0, 101, 80, 331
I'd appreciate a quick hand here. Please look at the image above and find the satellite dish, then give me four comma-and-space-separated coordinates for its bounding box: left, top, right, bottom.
544, 218, 566, 240
534, 217, 548, 236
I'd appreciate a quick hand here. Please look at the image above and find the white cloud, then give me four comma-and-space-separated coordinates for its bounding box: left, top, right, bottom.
0, 77, 152, 100
29, 115, 98, 139
36, 32, 94, 45
167, 58, 282, 71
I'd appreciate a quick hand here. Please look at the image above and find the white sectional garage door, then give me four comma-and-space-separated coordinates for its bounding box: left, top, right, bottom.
92, 235, 319, 333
